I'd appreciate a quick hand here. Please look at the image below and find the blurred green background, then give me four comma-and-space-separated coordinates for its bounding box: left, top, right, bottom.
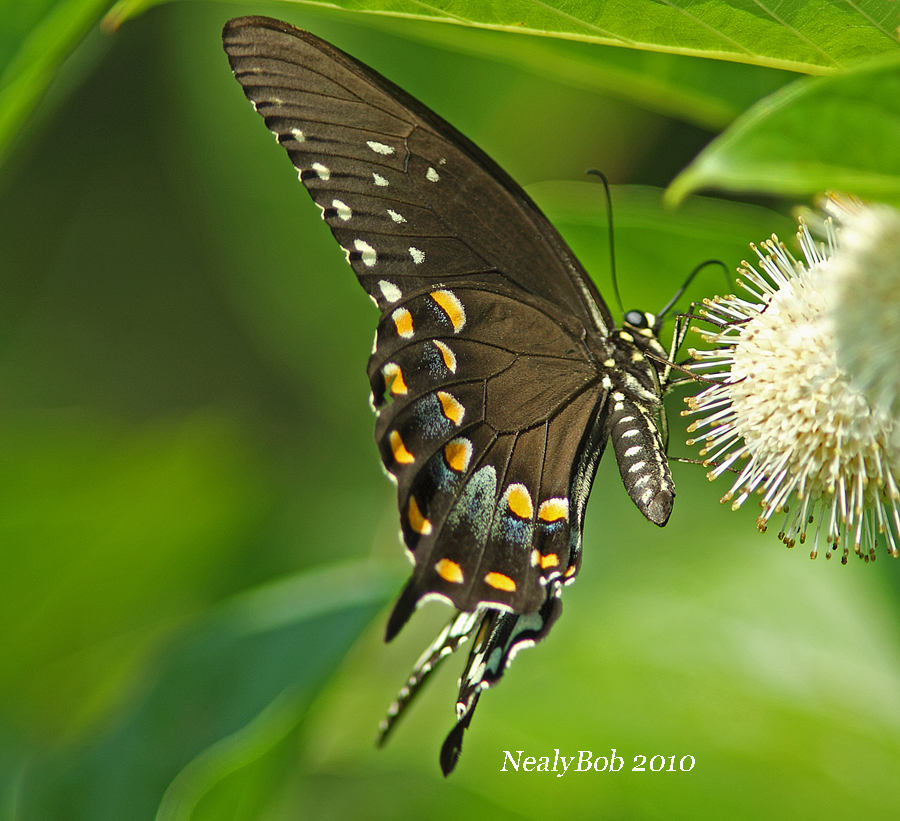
2, 2, 900, 819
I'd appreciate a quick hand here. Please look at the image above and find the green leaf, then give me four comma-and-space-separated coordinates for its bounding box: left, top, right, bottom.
667, 53, 900, 206
333, 17, 797, 130
0, 0, 112, 169
16, 560, 398, 821
106, 0, 900, 74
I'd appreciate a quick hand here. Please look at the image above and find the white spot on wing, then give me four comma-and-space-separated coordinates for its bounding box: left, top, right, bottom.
409, 247, 425, 265
426, 167, 440, 182
379, 280, 402, 303
354, 239, 377, 267
387, 209, 406, 223
372, 173, 389, 187
311, 162, 330, 180
332, 199, 352, 221
290, 128, 305, 142
366, 140, 395, 155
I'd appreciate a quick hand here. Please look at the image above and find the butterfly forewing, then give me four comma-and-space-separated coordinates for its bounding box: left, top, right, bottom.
223, 17, 614, 331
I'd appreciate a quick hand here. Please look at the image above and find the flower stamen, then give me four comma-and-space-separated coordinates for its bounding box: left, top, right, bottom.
685, 195, 900, 564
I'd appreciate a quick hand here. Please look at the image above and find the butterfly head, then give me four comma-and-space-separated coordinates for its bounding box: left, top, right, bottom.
622, 309, 655, 332
621, 308, 668, 364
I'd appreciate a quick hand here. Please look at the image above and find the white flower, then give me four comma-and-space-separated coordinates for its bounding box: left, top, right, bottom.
684, 196, 900, 563
823, 197, 900, 416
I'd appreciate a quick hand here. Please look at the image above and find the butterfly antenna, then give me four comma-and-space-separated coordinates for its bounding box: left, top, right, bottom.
656, 259, 727, 327
587, 169, 624, 315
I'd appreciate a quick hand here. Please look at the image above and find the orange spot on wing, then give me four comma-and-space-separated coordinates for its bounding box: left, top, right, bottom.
408, 496, 432, 535
390, 430, 414, 464
383, 363, 407, 395
432, 340, 457, 373
431, 290, 466, 332
437, 391, 464, 425
538, 498, 569, 522
392, 307, 414, 338
539, 553, 559, 569
506, 484, 533, 519
484, 571, 516, 592
444, 439, 471, 472
435, 558, 464, 584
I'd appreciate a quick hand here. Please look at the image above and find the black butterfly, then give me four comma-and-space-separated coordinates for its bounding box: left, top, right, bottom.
223, 16, 675, 775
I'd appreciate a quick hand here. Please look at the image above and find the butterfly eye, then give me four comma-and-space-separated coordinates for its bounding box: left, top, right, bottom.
624, 309, 649, 329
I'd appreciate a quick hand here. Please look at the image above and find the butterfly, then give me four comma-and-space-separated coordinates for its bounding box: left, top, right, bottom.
223, 16, 675, 775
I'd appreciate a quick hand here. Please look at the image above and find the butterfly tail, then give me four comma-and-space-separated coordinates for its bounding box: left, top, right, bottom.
439, 589, 563, 774
378, 608, 485, 747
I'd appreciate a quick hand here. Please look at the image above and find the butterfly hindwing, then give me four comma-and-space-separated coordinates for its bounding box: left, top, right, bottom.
370, 283, 606, 634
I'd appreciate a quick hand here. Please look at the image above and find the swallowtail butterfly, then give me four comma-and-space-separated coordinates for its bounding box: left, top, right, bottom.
223, 16, 675, 775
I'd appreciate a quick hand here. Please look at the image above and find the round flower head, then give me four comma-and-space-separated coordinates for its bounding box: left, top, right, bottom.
684, 196, 900, 563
